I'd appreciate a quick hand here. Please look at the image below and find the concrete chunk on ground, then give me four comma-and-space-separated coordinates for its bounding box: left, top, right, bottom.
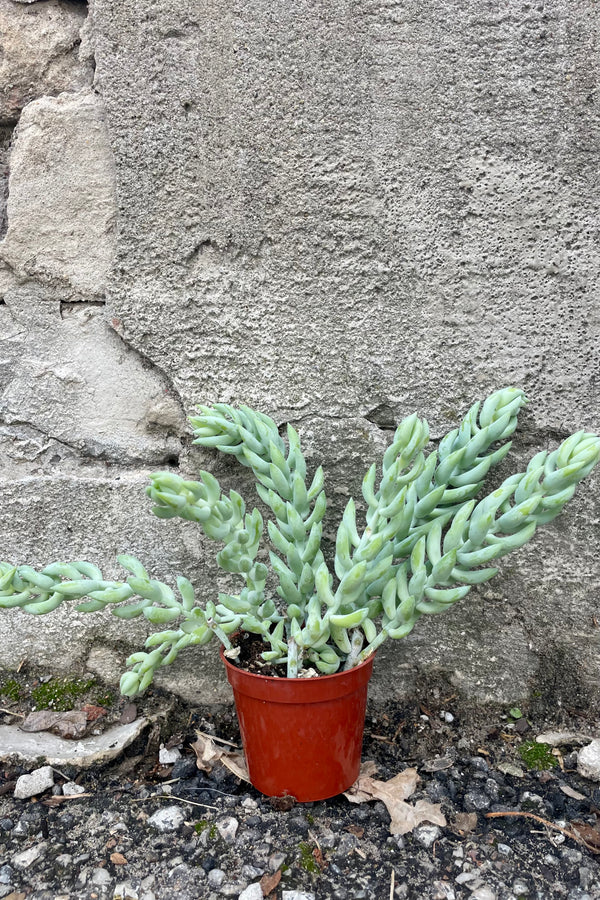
577, 739, 600, 781
14, 765, 54, 799
147, 806, 185, 833
0, 719, 147, 768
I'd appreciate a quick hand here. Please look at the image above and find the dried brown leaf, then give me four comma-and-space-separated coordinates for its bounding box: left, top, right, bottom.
190, 732, 250, 782
560, 784, 587, 801
269, 795, 296, 811
119, 702, 137, 725
20, 710, 88, 739
220, 750, 250, 782
359, 759, 379, 777
453, 812, 478, 834
345, 766, 419, 804
260, 869, 281, 896
82, 704, 106, 723
570, 822, 600, 852
42, 793, 92, 807
110, 852, 128, 866
422, 756, 454, 772
190, 733, 223, 772
344, 766, 446, 835
313, 846, 328, 870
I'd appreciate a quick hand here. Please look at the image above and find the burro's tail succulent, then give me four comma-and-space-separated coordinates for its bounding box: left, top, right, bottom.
1, 388, 599, 690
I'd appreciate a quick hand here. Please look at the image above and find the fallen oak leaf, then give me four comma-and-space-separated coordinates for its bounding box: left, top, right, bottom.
396, 799, 447, 836
344, 760, 413, 803
453, 812, 478, 835
190, 733, 221, 773
344, 766, 446, 836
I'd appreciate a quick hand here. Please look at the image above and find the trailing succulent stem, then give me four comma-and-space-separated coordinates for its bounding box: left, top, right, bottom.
1, 389, 599, 690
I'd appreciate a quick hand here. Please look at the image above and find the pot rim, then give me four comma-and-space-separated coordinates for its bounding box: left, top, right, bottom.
219, 642, 376, 703
218, 642, 375, 682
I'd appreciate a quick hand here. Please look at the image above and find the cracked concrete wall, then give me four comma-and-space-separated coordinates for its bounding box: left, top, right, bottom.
1, 0, 599, 709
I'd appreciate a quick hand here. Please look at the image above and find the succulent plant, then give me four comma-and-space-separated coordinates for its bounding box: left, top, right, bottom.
1, 388, 598, 691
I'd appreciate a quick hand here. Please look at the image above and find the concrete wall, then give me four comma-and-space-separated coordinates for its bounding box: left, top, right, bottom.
1, 0, 599, 709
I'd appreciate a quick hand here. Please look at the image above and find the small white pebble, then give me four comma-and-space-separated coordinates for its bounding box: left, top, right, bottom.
216, 815, 239, 843
158, 744, 182, 765
470, 888, 496, 900
239, 885, 263, 900
62, 782, 86, 796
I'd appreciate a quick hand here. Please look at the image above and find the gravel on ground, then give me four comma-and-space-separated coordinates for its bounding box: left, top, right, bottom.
1, 671, 599, 900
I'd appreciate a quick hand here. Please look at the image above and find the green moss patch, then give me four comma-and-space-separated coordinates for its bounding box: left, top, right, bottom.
518, 740, 557, 771
0, 677, 22, 702
298, 842, 320, 874
31, 676, 96, 711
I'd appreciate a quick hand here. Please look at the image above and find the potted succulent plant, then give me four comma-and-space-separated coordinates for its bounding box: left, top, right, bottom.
1, 387, 599, 800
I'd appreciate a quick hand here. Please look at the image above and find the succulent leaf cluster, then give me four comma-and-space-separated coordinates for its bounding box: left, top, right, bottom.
1, 388, 598, 691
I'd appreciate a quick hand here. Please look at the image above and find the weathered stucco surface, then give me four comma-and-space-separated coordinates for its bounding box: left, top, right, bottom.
1, 0, 599, 708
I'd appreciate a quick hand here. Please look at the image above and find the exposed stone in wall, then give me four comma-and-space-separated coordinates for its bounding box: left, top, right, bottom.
0, 90, 116, 296
0, 296, 185, 471
0, 0, 202, 691
0, 0, 92, 122
0, 0, 186, 469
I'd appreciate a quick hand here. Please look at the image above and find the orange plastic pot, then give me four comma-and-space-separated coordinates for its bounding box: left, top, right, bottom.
220, 647, 375, 801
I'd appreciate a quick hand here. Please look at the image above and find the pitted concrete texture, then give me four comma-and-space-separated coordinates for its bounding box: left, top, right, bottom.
0, 0, 599, 706
92, 0, 600, 429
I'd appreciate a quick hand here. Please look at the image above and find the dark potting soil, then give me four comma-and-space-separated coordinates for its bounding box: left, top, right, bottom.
228, 633, 370, 678
228, 632, 289, 677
